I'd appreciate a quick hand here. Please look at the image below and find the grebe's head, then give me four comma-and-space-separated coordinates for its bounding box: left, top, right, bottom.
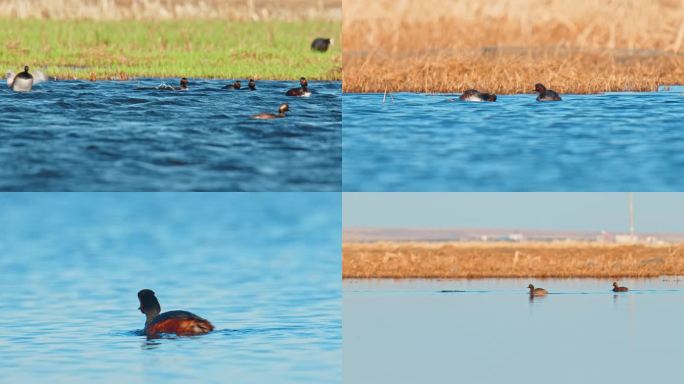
528, 284, 534, 290
138, 289, 161, 321
534, 83, 546, 93
278, 103, 289, 114
23, 65, 29, 73
248, 79, 256, 89
613, 282, 618, 287
300, 77, 307, 87
235, 80, 241, 87
180, 77, 188, 89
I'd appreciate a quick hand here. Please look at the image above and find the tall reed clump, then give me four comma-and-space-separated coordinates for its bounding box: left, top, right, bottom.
343, 0, 684, 93
343, 242, 684, 278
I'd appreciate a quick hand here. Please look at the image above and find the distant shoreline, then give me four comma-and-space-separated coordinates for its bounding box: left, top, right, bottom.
343, 241, 684, 278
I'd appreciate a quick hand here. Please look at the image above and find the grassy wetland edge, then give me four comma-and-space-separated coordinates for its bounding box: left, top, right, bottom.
343, 242, 684, 279
1, 19, 341, 81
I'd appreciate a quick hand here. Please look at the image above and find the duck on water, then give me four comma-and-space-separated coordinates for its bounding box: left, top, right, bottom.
7, 65, 34, 92
224, 79, 257, 91
251, 103, 289, 119
225, 80, 242, 90
162, 77, 188, 90
286, 77, 311, 97
528, 284, 548, 296
138, 289, 213, 337
136, 77, 188, 91
612, 282, 629, 292
459, 89, 497, 102
534, 83, 562, 101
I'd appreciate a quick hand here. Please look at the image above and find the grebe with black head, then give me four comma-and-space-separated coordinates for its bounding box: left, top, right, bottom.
9, 65, 33, 92
138, 289, 214, 337
286, 77, 311, 97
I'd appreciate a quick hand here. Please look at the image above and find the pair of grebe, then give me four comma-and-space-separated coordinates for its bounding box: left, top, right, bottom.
528, 282, 629, 296
225, 79, 256, 90
251, 77, 310, 119
458, 83, 562, 102
138, 289, 213, 337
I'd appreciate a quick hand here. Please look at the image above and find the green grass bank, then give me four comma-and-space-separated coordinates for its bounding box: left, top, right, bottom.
0, 19, 341, 80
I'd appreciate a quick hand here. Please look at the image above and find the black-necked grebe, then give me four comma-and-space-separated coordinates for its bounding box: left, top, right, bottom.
10, 65, 33, 92
534, 83, 562, 101
138, 289, 213, 337
148, 78, 188, 91
286, 77, 311, 97
528, 284, 548, 296
612, 282, 629, 292
311, 38, 333, 52
179, 77, 188, 90
251, 103, 289, 120
225, 80, 241, 90
248, 79, 256, 90
459, 89, 497, 102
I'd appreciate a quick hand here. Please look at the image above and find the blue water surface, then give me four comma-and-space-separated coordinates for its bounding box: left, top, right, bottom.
344, 278, 684, 384
343, 90, 684, 191
0, 80, 341, 191
0, 193, 341, 384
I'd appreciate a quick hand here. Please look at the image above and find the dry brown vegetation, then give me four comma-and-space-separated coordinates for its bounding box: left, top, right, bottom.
343, 0, 684, 93
343, 242, 684, 278
0, 0, 341, 20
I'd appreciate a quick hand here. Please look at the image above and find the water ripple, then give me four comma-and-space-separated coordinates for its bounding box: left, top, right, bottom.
0, 79, 341, 191
343, 92, 684, 191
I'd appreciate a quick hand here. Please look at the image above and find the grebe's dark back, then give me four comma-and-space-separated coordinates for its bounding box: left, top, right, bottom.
251, 103, 289, 119
534, 83, 562, 101
459, 89, 497, 102
612, 282, 629, 292
137, 289, 214, 337
286, 77, 311, 97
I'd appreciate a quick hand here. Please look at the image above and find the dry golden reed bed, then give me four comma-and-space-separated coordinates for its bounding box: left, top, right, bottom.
0, 0, 341, 20
343, 0, 684, 93
343, 242, 684, 278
